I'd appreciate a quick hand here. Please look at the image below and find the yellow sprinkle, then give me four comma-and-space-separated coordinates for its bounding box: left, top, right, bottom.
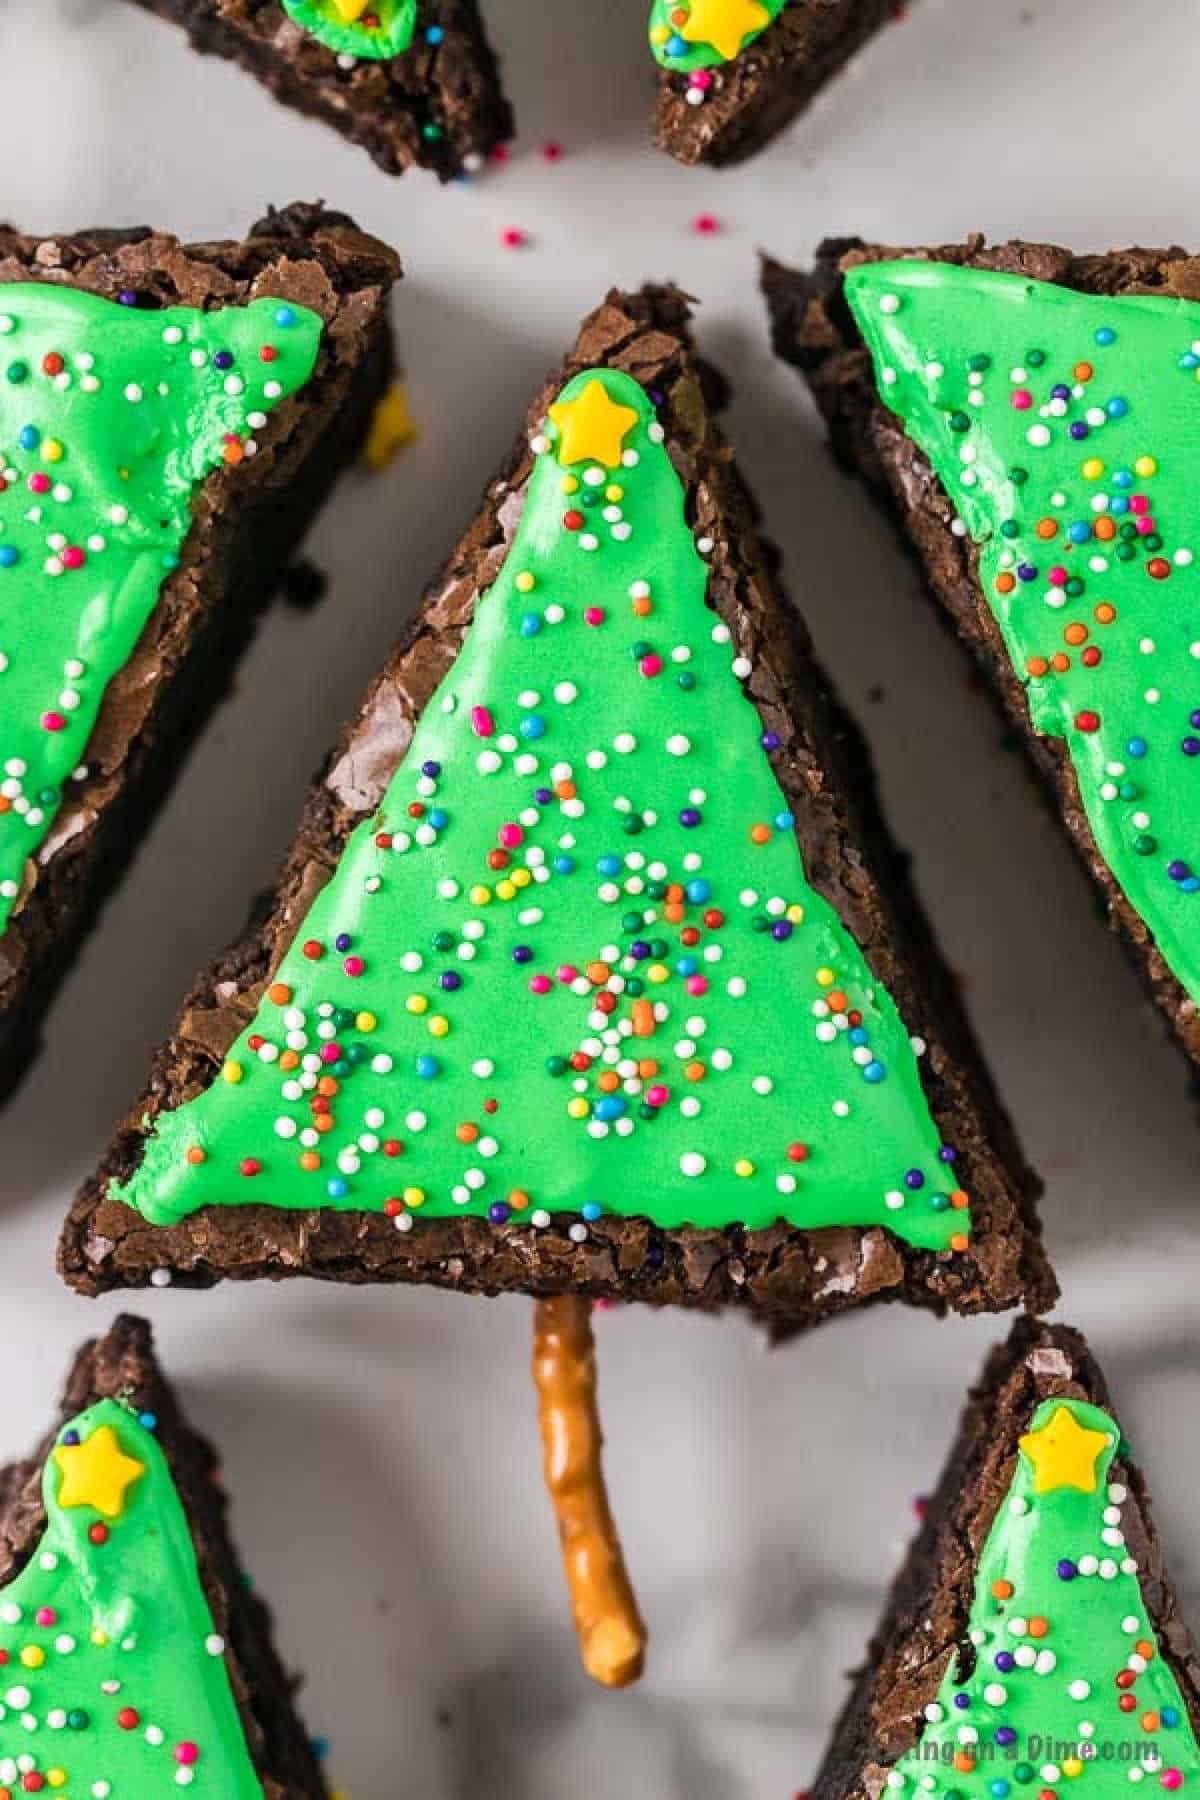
222, 1060, 243, 1084
511, 867, 532, 889
560, 474, 579, 495
355, 1011, 377, 1032
650, 21, 670, 41
92, 1629, 109, 1648
406, 994, 429, 1015
20, 1645, 46, 1668
648, 963, 670, 984
515, 571, 536, 593
403, 1186, 425, 1208
816, 967, 835, 987
42, 438, 64, 463
1135, 454, 1157, 478
496, 879, 516, 901
567, 1097, 590, 1119
1081, 457, 1104, 481
734, 1159, 755, 1178
605, 484, 624, 502
428, 1015, 449, 1038
47, 1773, 67, 1790
469, 884, 492, 906
1063, 1762, 1084, 1780
361, 381, 419, 472
786, 903, 804, 924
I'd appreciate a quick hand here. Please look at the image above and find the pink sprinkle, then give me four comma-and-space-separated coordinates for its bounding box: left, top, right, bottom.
646, 1084, 669, 1107
529, 974, 552, 995
584, 606, 606, 626
500, 227, 528, 249
28, 471, 51, 494
343, 956, 365, 977
1048, 565, 1068, 586
498, 822, 524, 849
542, 141, 564, 162
685, 975, 709, 996
692, 213, 720, 237
174, 1744, 200, 1767
556, 964, 578, 984
639, 653, 664, 678
1010, 390, 1032, 410
320, 1043, 341, 1064
35, 1608, 57, 1627
1160, 1774, 1183, 1792
1131, 494, 1150, 514
491, 143, 511, 164
1135, 515, 1155, 536
689, 69, 714, 90
470, 705, 495, 738
40, 711, 66, 732
61, 546, 86, 570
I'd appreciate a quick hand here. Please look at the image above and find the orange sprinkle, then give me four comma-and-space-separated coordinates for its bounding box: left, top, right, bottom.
1064, 623, 1088, 646
631, 596, 652, 617
1050, 652, 1071, 673
827, 990, 849, 1014
1136, 1640, 1154, 1661
1028, 1616, 1049, 1638
268, 982, 292, 1005
749, 823, 771, 845
995, 572, 1016, 595
1035, 518, 1058, 539
950, 1189, 969, 1210
1095, 602, 1117, 624
1141, 1713, 1161, 1734
1094, 515, 1116, 541
279, 1050, 299, 1071
632, 1001, 656, 1039
508, 1189, 530, 1210
1074, 361, 1094, 382
954, 1756, 976, 1775
992, 1579, 1014, 1600
315, 1113, 336, 1134
1027, 655, 1050, 677
300, 1151, 321, 1172
456, 1122, 480, 1144
585, 960, 611, 985
597, 1071, 620, 1093
666, 884, 685, 903
949, 1232, 970, 1252
317, 1075, 340, 1097
664, 903, 685, 923
555, 779, 577, 800
186, 1146, 206, 1166
222, 440, 245, 466
684, 1060, 706, 1082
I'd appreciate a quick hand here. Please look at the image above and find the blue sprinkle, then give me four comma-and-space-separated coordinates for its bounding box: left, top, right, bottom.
274, 306, 297, 329
0, 545, 18, 568
425, 24, 444, 41
326, 1177, 348, 1199
1095, 326, 1116, 346
416, 1055, 441, 1080
594, 1097, 627, 1122
520, 715, 546, 739
1127, 736, 1148, 759
597, 854, 621, 876
1106, 396, 1129, 418
17, 424, 37, 450
554, 855, 575, 875
138, 1411, 158, 1432
774, 810, 795, 831
581, 1202, 603, 1222
863, 1061, 886, 1083
428, 808, 448, 829
520, 612, 541, 637
686, 878, 711, 903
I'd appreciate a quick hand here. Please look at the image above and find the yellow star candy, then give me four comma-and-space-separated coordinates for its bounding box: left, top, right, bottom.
331, 0, 372, 19
549, 380, 639, 470
1019, 1405, 1111, 1495
54, 1425, 146, 1520
681, 0, 770, 62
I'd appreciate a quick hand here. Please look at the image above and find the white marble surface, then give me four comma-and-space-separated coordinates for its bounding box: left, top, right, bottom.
4, 1, 1200, 1794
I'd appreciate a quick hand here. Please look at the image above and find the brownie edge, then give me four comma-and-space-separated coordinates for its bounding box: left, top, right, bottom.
0, 201, 400, 1103
64, 283, 1051, 1330
762, 236, 1200, 1076
0, 1315, 329, 1798
811, 1319, 1200, 1800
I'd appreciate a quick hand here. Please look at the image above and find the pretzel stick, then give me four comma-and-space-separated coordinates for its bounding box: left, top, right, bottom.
532, 1296, 647, 1688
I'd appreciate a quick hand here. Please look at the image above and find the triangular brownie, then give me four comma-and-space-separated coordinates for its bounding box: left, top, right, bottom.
0, 1315, 326, 1797
126, 0, 512, 179
0, 203, 399, 1103
651, 0, 900, 166
63, 285, 1051, 1329
764, 238, 1200, 1075
812, 1318, 1200, 1800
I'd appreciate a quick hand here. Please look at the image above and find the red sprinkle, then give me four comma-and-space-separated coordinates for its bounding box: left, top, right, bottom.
500, 227, 527, 249
1075, 709, 1101, 733
692, 213, 720, 236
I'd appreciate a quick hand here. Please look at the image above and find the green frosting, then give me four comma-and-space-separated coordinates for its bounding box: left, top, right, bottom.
0, 285, 322, 939
113, 367, 969, 1252
895, 1397, 1200, 1800
649, 0, 785, 70
846, 260, 1200, 1008
0, 1400, 263, 1795
282, 0, 416, 59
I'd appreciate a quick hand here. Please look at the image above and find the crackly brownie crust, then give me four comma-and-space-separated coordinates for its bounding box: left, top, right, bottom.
0, 201, 400, 1103
813, 1319, 1200, 1800
655, 0, 898, 167
763, 236, 1200, 1076
128, 0, 511, 179
62, 283, 1051, 1328
0, 1316, 328, 1799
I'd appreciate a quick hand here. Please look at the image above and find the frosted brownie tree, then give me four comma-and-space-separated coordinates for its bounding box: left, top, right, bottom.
0, 287, 321, 934
110, 366, 974, 1256
846, 262, 1200, 1019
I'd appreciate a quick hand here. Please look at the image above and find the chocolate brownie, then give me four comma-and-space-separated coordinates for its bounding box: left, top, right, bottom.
62, 283, 1051, 1332
812, 1318, 1200, 1800
126, 0, 511, 179
764, 238, 1200, 1075
652, 0, 899, 166
0, 201, 399, 1103
0, 1315, 327, 1797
